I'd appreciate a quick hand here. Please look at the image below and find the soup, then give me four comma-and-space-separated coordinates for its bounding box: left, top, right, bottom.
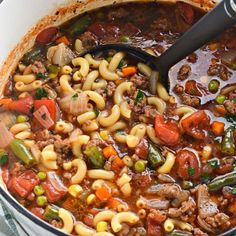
0, 2, 236, 236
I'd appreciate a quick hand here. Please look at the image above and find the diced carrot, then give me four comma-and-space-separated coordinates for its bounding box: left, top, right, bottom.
107, 197, 122, 210
103, 146, 117, 159
0, 98, 13, 108
215, 105, 227, 115
122, 66, 137, 77
211, 121, 225, 136
115, 79, 125, 86
56, 36, 70, 45
111, 155, 124, 172
95, 186, 111, 201
229, 201, 236, 215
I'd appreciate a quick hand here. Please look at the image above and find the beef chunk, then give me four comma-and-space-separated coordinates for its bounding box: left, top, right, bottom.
151, 17, 171, 32
130, 74, 149, 89
177, 64, 191, 81
107, 8, 129, 20
187, 53, 198, 63
207, 64, 232, 81
31, 60, 47, 74
224, 100, 236, 115
147, 210, 165, 236
79, 31, 98, 49
181, 94, 200, 107
107, 81, 116, 97
193, 228, 209, 236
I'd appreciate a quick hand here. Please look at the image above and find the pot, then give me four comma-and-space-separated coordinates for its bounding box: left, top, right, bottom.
0, 0, 235, 235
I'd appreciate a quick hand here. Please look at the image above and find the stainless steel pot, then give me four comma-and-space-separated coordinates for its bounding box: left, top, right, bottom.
0, 0, 235, 235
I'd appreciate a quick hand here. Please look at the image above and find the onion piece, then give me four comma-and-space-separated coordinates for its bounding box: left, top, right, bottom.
0, 111, 16, 127
47, 171, 68, 193
33, 105, 54, 129
0, 122, 14, 148
59, 92, 89, 116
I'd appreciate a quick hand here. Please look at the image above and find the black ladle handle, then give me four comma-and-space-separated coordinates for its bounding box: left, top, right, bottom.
157, 0, 236, 71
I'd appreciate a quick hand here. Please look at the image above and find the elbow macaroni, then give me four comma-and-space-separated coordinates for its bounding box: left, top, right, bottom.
98, 105, 121, 127
58, 208, 74, 234
99, 60, 119, 81
71, 159, 87, 184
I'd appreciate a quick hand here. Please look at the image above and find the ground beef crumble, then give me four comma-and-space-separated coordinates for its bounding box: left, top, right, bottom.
207, 64, 232, 81
181, 94, 200, 107
177, 64, 191, 81
31, 60, 47, 74
79, 31, 98, 49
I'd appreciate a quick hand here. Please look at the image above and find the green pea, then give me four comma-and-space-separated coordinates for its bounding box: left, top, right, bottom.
34, 185, 45, 196
37, 171, 47, 180
120, 35, 131, 43
134, 160, 146, 173
208, 80, 219, 93
16, 115, 29, 123
37, 196, 47, 206
215, 94, 226, 104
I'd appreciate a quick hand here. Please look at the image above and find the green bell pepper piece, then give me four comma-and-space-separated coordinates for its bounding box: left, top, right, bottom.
148, 143, 165, 168
208, 171, 236, 191
66, 15, 91, 36
221, 127, 235, 155
10, 139, 35, 165
84, 146, 105, 168
43, 205, 59, 221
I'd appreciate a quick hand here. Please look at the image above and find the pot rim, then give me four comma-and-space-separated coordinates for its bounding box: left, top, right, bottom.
0, 0, 235, 235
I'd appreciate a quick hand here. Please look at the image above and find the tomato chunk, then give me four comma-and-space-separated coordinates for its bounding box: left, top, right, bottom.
155, 114, 181, 146
181, 110, 210, 140
10, 170, 39, 198
176, 149, 202, 180
8, 96, 34, 115
36, 27, 58, 44
42, 172, 67, 202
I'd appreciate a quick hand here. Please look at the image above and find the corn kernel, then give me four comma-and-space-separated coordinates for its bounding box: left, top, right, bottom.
63, 161, 72, 170
68, 184, 83, 198
96, 221, 108, 232
87, 194, 96, 205
100, 130, 109, 141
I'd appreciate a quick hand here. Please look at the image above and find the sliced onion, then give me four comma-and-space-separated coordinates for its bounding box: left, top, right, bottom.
47, 171, 68, 193
33, 105, 54, 129
59, 92, 89, 116
0, 122, 13, 148
0, 111, 16, 127
52, 43, 75, 66
69, 128, 82, 142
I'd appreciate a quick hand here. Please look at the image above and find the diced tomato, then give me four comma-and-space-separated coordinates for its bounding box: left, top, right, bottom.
30, 207, 44, 219
185, 80, 202, 96
177, 2, 194, 24
181, 110, 210, 140
1, 166, 9, 185
155, 114, 181, 146
135, 138, 149, 159
8, 96, 34, 115
10, 170, 39, 198
42, 172, 67, 202
176, 149, 202, 180
36, 27, 58, 44
34, 99, 57, 123
147, 217, 164, 236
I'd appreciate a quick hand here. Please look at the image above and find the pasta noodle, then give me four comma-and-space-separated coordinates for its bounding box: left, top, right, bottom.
71, 159, 87, 184
77, 111, 96, 125
82, 70, 99, 90
98, 105, 121, 127
114, 82, 132, 105
15, 80, 42, 92
108, 52, 125, 72
72, 135, 90, 158
147, 97, 166, 114
111, 212, 139, 233
13, 74, 36, 84
84, 91, 106, 110
59, 75, 74, 93
87, 170, 115, 180
85, 53, 101, 68
75, 222, 96, 236
99, 60, 119, 81
157, 152, 176, 174
93, 210, 116, 225
164, 218, 193, 233
41, 144, 58, 170
72, 57, 90, 77
58, 208, 74, 234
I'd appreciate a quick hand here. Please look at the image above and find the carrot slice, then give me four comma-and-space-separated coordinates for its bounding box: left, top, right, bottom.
211, 121, 225, 136
122, 66, 137, 77
107, 197, 122, 210
56, 36, 70, 45
103, 146, 117, 159
0, 98, 13, 108
111, 155, 124, 172
95, 186, 111, 201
